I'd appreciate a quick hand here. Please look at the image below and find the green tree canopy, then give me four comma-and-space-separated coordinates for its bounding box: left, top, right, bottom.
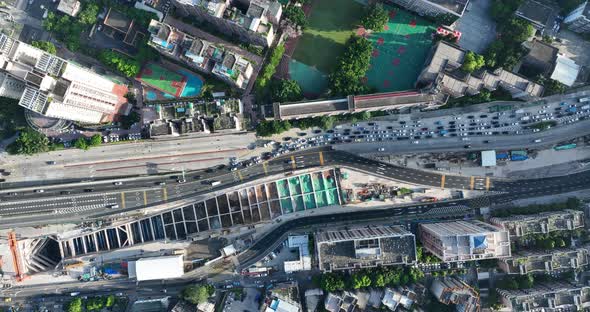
105, 295, 116, 307
89, 134, 102, 147
461, 51, 485, 72
31, 41, 57, 54
74, 137, 89, 150
329, 36, 373, 96
352, 272, 372, 289
67, 298, 83, 312
98, 50, 140, 77
284, 6, 308, 28
79, 3, 99, 25
360, 3, 389, 31
7, 128, 49, 155
320, 273, 346, 292
182, 284, 215, 305
270, 79, 303, 102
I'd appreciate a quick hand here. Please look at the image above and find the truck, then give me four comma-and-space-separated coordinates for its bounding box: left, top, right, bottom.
582, 105, 590, 110
70, 292, 80, 297
579, 97, 590, 103
520, 116, 530, 121
210, 181, 221, 186
567, 106, 578, 113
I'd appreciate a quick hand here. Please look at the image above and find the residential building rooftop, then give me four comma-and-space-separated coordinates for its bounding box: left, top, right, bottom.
489, 209, 584, 237
431, 277, 480, 312
57, 0, 81, 17
515, 0, 556, 29
498, 282, 590, 311
419, 220, 511, 262
316, 225, 417, 272
499, 246, 589, 275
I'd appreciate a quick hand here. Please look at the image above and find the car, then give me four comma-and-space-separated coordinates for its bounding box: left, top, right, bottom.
483, 140, 490, 143
464, 145, 471, 148
377, 147, 385, 151
84, 189, 94, 192
412, 140, 420, 144
113, 181, 123, 186
46, 161, 57, 165
533, 139, 542, 143
60, 191, 71, 195
34, 189, 44, 193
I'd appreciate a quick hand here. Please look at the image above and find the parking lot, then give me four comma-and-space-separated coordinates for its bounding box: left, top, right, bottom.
222, 288, 262, 312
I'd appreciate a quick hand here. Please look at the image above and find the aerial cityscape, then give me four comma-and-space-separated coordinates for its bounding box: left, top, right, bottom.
0, 0, 589, 311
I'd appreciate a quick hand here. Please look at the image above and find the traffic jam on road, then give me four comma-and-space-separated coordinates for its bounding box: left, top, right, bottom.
274, 96, 590, 152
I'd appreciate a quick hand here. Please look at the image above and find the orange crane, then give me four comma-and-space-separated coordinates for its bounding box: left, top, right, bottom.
8, 232, 26, 282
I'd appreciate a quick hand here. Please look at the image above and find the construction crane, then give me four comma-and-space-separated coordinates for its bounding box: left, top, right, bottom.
8, 232, 26, 282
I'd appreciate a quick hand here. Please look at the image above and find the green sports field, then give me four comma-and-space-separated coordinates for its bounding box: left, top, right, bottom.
137, 63, 186, 97
365, 6, 436, 92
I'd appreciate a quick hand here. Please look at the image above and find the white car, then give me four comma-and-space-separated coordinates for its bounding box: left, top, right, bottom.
378, 147, 385, 152
412, 140, 420, 144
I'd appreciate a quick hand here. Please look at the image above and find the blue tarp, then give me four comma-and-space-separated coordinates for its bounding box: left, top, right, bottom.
511, 155, 529, 161
473, 236, 488, 249
496, 153, 509, 159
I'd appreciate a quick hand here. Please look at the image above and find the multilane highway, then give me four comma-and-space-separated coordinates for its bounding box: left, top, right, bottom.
1, 146, 590, 227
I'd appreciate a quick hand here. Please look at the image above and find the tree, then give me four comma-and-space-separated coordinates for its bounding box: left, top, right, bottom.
461, 51, 485, 72
31, 41, 57, 54
317, 116, 335, 130
270, 79, 303, 102
255, 120, 291, 137
79, 3, 99, 25
502, 18, 534, 43
352, 272, 372, 289
67, 298, 83, 312
541, 78, 567, 96
6, 128, 49, 155
86, 296, 105, 311
373, 272, 385, 287
105, 295, 116, 307
284, 6, 308, 29
329, 36, 373, 96
360, 3, 389, 31
98, 51, 141, 77
256, 44, 285, 93
89, 134, 102, 147
320, 273, 345, 292
182, 284, 214, 305
74, 137, 89, 150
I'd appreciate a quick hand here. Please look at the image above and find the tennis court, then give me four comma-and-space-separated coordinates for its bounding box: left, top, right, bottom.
137, 63, 187, 97
364, 6, 436, 92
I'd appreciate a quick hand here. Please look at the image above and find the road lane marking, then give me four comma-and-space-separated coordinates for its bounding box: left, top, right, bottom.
143, 191, 147, 206
470, 176, 475, 190
291, 156, 296, 170
262, 162, 268, 175
319, 152, 324, 166
163, 188, 168, 201
121, 192, 126, 209
440, 175, 446, 189
486, 177, 491, 191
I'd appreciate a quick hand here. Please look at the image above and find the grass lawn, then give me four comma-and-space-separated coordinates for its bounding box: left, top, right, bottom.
292, 0, 365, 73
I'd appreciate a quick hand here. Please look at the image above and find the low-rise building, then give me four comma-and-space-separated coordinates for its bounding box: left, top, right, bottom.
173, 0, 281, 47
316, 225, 417, 272
489, 210, 584, 238
515, 0, 557, 31
419, 220, 511, 262
386, 0, 468, 22
102, 8, 146, 47
264, 282, 302, 312
0, 34, 127, 124
520, 39, 580, 87
324, 292, 358, 312
147, 20, 253, 89
430, 277, 480, 312
284, 235, 311, 273
417, 41, 544, 101
381, 287, 416, 311
564, 1, 590, 33
57, 0, 81, 17
498, 282, 590, 311
499, 246, 589, 275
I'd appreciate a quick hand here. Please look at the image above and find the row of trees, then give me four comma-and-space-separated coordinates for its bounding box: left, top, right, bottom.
318, 266, 425, 292
66, 295, 116, 312
256, 44, 286, 94
329, 36, 373, 96
255, 111, 375, 137
491, 197, 581, 217
98, 51, 141, 78
31, 41, 57, 55
74, 134, 102, 150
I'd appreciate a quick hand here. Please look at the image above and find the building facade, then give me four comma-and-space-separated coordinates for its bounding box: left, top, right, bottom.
316, 225, 417, 272
430, 277, 480, 312
385, 0, 468, 22
172, 0, 281, 46
499, 247, 589, 275
489, 210, 584, 238
0, 34, 126, 124
498, 282, 590, 311
419, 220, 511, 262
564, 1, 590, 33
147, 20, 253, 89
